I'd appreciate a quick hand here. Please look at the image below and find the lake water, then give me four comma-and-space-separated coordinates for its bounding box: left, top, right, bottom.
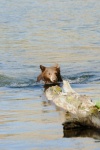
0, 0, 100, 149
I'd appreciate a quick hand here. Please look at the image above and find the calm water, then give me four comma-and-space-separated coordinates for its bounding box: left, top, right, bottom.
0, 0, 100, 149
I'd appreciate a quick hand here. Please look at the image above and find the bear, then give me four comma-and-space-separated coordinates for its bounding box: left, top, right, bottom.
37, 64, 62, 84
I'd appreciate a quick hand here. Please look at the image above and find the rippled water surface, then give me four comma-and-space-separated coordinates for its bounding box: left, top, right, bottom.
0, 0, 100, 149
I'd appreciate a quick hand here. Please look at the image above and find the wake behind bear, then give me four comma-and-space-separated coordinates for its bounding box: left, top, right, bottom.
37, 64, 62, 84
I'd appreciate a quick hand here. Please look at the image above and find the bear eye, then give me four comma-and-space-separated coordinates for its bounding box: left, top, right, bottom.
48, 73, 51, 75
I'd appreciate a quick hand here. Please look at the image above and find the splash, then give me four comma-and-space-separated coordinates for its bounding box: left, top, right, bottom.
0, 74, 36, 88
65, 72, 95, 84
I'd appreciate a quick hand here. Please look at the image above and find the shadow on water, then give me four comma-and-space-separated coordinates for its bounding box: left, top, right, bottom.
43, 82, 62, 91
63, 127, 100, 140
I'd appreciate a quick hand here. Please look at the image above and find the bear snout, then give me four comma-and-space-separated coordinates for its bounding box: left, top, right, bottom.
50, 76, 58, 83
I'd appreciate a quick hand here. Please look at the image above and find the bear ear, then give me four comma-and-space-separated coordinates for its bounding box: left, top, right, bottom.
40, 65, 46, 72
54, 64, 60, 69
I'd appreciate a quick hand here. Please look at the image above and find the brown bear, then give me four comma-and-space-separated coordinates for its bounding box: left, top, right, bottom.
37, 64, 62, 84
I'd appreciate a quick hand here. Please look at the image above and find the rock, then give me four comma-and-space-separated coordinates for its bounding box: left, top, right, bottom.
45, 80, 100, 129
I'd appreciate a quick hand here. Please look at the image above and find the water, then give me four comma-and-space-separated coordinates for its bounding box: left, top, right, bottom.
0, 0, 100, 149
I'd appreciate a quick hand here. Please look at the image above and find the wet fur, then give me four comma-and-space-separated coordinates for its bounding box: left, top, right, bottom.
37, 64, 62, 84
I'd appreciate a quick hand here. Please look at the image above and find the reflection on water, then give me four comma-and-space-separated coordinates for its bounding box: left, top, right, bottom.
63, 128, 100, 140
0, 0, 100, 149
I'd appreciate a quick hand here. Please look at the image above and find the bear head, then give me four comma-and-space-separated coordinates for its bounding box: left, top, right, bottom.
37, 64, 62, 84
